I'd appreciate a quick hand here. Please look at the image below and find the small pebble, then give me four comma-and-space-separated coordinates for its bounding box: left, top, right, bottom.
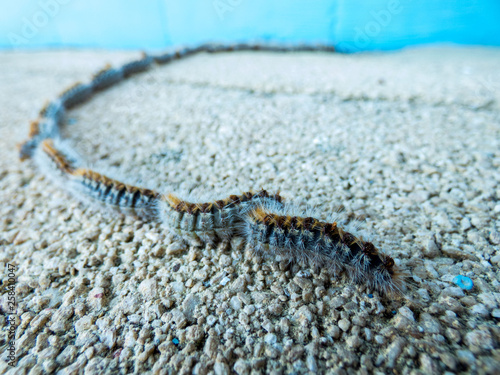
338, 318, 350, 332
453, 275, 473, 290
374, 335, 385, 344
264, 333, 277, 345
489, 231, 500, 245
398, 307, 415, 321
470, 304, 489, 317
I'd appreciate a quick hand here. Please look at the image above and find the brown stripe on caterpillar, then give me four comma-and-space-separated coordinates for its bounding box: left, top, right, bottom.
59, 82, 93, 109
158, 189, 283, 245
91, 64, 124, 91
70, 169, 160, 211
40, 139, 76, 174
28, 120, 41, 138
242, 203, 406, 295
18, 120, 41, 161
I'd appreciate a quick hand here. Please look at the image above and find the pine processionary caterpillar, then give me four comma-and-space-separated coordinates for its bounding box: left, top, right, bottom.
39, 139, 76, 174
37, 139, 160, 219
91, 64, 124, 91
158, 190, 283, 245
242, 201, 407, 295
19, 42, 410, 296
121, 53, 154, 77
39, 100, 65, 121
59, 82, 93, 109
71, 169, 160, 214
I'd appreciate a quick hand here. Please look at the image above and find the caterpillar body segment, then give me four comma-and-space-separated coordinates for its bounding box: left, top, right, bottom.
91, 64, 124, 91
59, 82, 93, 109
152, 46, 202, 65
39, 100, 65, 122
122, 53, 154, 77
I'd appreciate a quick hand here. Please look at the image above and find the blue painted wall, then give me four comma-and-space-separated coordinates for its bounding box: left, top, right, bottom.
1, 0, 499, 52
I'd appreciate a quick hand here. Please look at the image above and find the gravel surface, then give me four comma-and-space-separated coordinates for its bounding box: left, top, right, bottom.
1, 46, 500, 374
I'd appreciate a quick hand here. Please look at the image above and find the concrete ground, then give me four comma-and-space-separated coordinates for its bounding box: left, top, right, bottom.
1, 46, 500, 374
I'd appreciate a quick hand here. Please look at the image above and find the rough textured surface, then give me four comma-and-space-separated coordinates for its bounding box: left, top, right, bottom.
1, 47, 500, 374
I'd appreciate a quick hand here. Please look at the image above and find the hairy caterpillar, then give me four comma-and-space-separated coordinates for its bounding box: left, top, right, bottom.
158, 190, 283, 245
91, 64, 124, 91
121, 53, 154, 77
59, 82, 93, 109
19, 42, 410, 296
37, 139, 160, 218
39, 99, 65, 121
242, 201, 407, 295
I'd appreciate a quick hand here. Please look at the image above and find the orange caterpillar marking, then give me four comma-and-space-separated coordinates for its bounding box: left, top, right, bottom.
41, 139, 75, 174
18, 120, 51, 161
28, 120, 40, 138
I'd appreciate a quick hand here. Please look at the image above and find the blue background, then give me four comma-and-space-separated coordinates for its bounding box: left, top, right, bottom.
1, 0, 500, 52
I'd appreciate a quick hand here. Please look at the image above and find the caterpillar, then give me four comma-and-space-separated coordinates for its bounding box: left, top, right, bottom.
39, 99, 65, 121
121, 52, 154, 77
242, 201, 406, 295
158, 190, 283, 245
36, 139, 160, 219
19, 42, 409, 296
59, 82, 93, 109
91, 64, 124, 91
18, 100, 63, 160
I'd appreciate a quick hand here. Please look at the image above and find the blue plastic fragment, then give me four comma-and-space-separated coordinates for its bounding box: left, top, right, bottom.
368, 294, 374, 298
453, 275, 473, 290
172, 338, 179, 345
